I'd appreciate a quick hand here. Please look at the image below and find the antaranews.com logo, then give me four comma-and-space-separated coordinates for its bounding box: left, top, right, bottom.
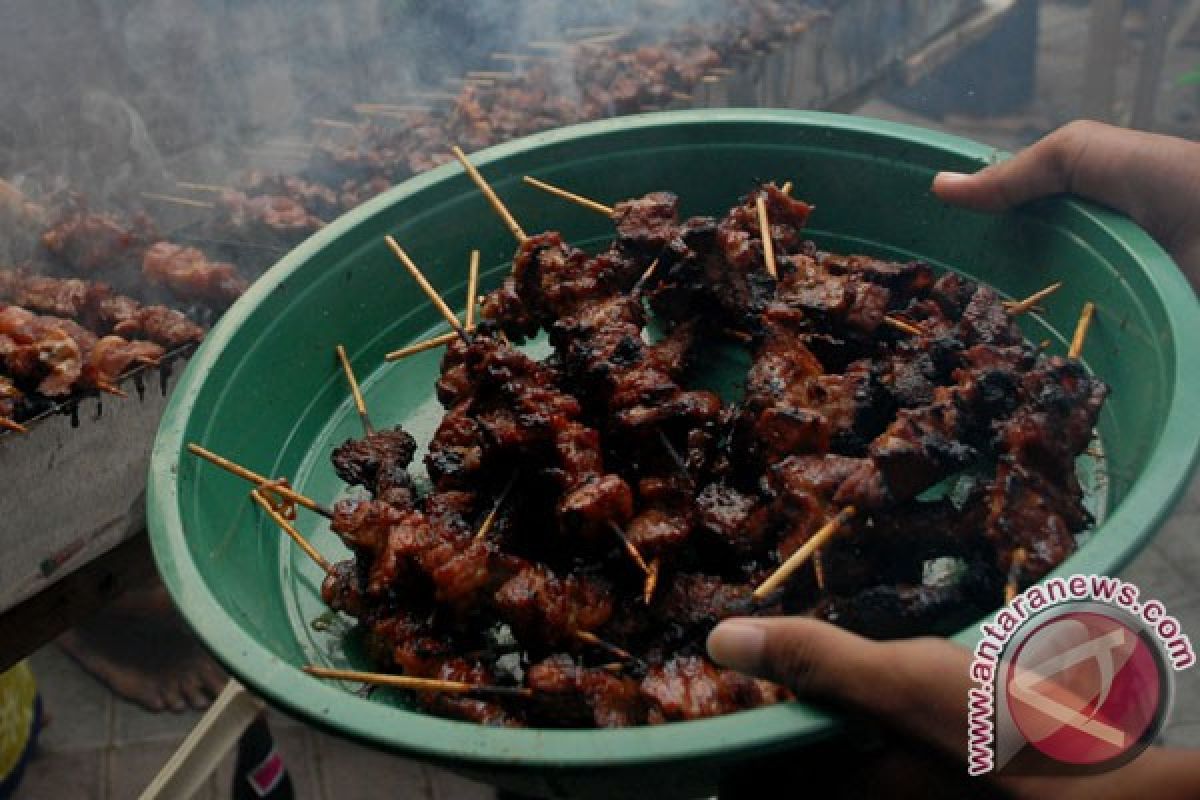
967, 574, 1195, 775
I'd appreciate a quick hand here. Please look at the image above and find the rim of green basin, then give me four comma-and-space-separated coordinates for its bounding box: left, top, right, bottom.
147, 109, 1200, 771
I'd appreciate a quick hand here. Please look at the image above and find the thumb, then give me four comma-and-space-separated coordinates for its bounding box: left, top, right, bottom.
708, 617, 972, 755
707, 616, 895, 707
930, 127, 1084, 213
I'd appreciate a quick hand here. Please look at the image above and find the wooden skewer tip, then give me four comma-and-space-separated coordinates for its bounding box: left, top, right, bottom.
451, 146, 527, 243
884, 316, 924, 337
466, 250, 481, 331
522, 176, 614, 216
251, 489, 334, 574
755, 194, 778, 280
1068, 301, 1096, 360
384, 236, 469, 340
753, 507, 856, 600
303, 666, 532, 697
384, 331, 458, 362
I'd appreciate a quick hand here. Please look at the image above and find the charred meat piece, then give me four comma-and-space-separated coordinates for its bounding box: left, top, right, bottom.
331, 427, 417, 491
41, 206, 156, 272
415, 658, 523, 727
142, 242, 247, 306
613, 191, 680, 258
816, 582, 986, 640
493, 564, 614, 646
526, 654, 646, 728
641, 656, 789, 723
819, 253, 935, 300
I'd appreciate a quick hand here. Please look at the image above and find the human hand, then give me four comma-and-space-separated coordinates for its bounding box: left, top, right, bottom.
931, 120, 1200, 286
707, 617, 1200, 800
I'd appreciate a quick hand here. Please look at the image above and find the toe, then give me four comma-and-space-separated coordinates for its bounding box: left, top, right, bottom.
163, 683, 188, 713
199, 660, 228, 695
182, 676, 213, 711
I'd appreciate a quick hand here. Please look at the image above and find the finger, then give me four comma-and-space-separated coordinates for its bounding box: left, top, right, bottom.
708, 618, 972, 754
931, 121, 1200, 258
708, 617, 895, 708
931, 122, 1096, 212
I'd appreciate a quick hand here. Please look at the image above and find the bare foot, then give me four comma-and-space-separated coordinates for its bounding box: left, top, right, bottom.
58, 578, 226, 712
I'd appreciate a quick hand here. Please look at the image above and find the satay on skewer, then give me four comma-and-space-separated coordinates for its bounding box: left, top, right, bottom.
187, 443, 334, 519
451, 146, 527, 243
304, 666, 533, 698
335, 344, 374, 435
251, 489, 334, 575
521, 179, 927, 336
753, 507, 857, 600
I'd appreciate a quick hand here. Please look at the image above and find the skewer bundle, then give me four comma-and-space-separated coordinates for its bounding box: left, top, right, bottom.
186, 150, 1108, 728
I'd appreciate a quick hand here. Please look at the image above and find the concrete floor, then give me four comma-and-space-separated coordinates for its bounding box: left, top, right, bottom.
10, 2, 1200, 798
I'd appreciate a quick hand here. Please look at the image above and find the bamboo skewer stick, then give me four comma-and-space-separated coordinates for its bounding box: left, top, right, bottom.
465, 250, 481, 331
385, 251, 479, 362
753, 506, 856, 600
781, 181, 793, 195
1068, 302, 1096, 360
335, 345, 373, 435
522, 176, 614, 216
574, 630, 634, 661
643, 558, 660, 605
384, 331, 458, 362
251, 489, 334, 575
384, 236, 471, 343
473, 475, 517, 542
176, 181, 229, 193
1004, 547, 1028, 603
608, 521, 651, 576
140, 192, 215, 210
451, 146, 527, 243
756, 194, 778, 279
1004, 281, 1063, 315
311, 118, 357, 129
0, 417, 28, 433
631, 258, 660, 295
96, 381, 128, 398
883, 316, 924, 337
352, 103, 432, 113
303, 666, 533, 697
187, 443, 333, 519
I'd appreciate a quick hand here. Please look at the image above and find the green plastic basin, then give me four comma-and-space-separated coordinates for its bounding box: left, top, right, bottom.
147, 110, 1200, 798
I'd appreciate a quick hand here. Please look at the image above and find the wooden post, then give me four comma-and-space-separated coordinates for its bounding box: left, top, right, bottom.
1130, 0, 1176, 129
1083, 0, 1124, 122
139, 680, 265, 800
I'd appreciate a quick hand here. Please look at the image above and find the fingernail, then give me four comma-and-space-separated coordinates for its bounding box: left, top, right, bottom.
707, 620, 766, 673
933, 171, 971, 187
